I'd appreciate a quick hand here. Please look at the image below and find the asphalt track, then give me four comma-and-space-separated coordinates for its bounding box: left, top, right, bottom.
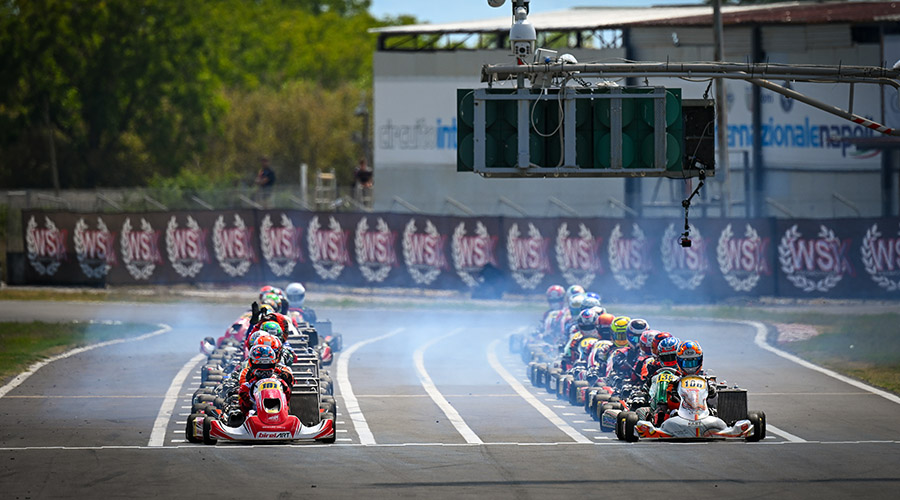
1, 299, 899, 499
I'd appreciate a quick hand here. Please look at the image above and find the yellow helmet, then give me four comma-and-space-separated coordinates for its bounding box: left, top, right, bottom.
611, 316, 631, 348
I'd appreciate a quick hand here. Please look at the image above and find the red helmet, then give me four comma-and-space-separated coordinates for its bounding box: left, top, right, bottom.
546, 285, 565, 305
652, 331, 673, 357
639, 329, 658, 355
253, 333, 283, 353
657, 337, 681, 368
249, 344, 278, 369
597, 312, 615, 329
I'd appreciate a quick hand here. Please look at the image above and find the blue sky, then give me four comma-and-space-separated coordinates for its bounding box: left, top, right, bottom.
370, 1, 705, 24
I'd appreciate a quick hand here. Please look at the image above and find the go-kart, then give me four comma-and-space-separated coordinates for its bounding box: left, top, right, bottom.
616, 375, 766, 442
186, 377, 335, 444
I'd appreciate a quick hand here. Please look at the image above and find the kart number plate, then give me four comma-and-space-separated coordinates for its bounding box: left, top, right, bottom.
260, 381, 279, 390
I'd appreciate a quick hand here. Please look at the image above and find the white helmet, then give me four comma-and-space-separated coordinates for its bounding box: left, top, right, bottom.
285, 282, 306, 306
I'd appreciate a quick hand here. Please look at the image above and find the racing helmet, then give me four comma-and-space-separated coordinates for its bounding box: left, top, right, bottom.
577, 308, 599, 333
676, 340, 704, 375
657, 337, 681, 369
651, 331, 673, 358
253, 333, 283, 354
286, 282, 306, 306
546, 285, 565, 307
568, 293, 587, 316
610, 316, 631, 348
565, 285, 585, 303
260, 293, 283, 314
258, 320, 284, 339
248, 344, 278, 369
258, 285, 275, 302
626, 318, 649, 348
582, 294, 601, 310
639, 329, 658, 355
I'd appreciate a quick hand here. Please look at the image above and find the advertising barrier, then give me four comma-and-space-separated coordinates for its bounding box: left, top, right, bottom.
20, 210, 900, 301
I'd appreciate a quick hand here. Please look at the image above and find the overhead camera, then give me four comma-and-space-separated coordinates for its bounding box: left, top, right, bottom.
509, 3, 535, 59
680, 237, 692, 248
487, 0, 506, 7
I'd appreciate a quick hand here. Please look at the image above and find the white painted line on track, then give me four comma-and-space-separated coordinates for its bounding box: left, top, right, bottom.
337, 328, 405, 446
413, 329, 483, 445
148, 353, 206, 447
0, 323, 172, 399
488, 339, 592, 444
742, 319, 900, 407
766, 424, 807, 443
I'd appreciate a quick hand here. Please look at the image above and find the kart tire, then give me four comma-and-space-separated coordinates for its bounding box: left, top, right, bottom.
318, 412, 337, 444
570, 381, 589, 405
615, 411, 628, 441
747, 410, 766, 442
185, 413, 203, 444
527, 363, 538, 386
623, 411, 639, 442
202, 416, 217, 445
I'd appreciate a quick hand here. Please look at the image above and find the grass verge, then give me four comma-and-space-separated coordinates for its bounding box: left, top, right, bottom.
0, 321, 158, 385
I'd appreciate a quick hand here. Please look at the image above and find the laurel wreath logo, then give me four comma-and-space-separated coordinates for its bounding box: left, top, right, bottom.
506, 222, 545, 290
26, 216, 62, 276
778, 224, 843, 292
213, 214, 251, 277
403, 218, 442, 285
121, 218, 156, 280
717, 223, 761, 292
608, 223, 648, 290
307, 216, 345, 280
451, 221, 491, 288
861, 223, 900, 292
260, 213, 298, 277
74, 217, 112, 279
555, 222, 597, 288
166, 215, 204, 278
661, 222, 705, 290
355, 217, 392, 283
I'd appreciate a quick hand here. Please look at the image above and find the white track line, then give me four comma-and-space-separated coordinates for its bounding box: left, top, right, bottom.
746, 320, 900, 406
487, 338, 592, 444
148, 353, 206, 447
0, 323, 172, 399
767, 424, 806, 443
337, 328, 405, 446
413, 329, 483, 445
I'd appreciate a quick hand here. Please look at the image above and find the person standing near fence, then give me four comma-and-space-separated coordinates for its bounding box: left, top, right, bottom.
352, 157, 373, 206
255, 156, 275, 208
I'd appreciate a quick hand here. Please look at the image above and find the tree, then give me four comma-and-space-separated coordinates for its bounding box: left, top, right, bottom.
0, 0, 222, 188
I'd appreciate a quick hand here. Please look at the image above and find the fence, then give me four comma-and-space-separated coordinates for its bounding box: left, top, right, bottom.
11, 208, 900, 302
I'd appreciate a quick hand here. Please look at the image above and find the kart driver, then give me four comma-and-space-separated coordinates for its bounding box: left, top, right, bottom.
234, 344, 294, 423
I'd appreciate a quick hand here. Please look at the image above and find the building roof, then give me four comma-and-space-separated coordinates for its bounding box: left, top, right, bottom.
372, 1, 900, 35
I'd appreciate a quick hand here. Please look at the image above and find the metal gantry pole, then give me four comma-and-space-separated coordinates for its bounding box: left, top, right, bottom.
713, 0, 730, 217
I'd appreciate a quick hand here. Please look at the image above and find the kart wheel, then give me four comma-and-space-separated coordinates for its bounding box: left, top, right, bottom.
201, 417, 217, 445
747, 410, 766, 442
318, 412, 337, 444
615, 411, 628, 441
569, 381, 587, 405
599, 403, 616, 432
623, 411, 639, 442
185, 414, 203, 443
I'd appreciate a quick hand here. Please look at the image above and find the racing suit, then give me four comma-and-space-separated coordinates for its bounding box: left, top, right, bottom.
237, 363, 295, 415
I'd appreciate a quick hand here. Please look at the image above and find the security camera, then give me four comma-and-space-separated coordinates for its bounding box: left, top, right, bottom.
509, 5, 535, 58
487, 0, 506, 7
680, 237, 692, 248
513, 41, 532, 57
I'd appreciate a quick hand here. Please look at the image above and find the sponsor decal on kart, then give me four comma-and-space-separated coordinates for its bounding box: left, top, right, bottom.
355, 217, 396, 283
717, 223, 769, 292
555, 222, 603, 289
451, 220, 497, 287
307, 216, 351, 281
607, 223, 651, 290
778, 224, 852, 292
121, 218, 162, 280
402, 218, 447, 285
256, 431, 292, 439
506, 222, 550, 290
74, 217, 117, 279
662, 222, 708, 290
25, 215, 68, 276
166, 215, 209, 278
260, 213, 303, 277
861, 222, 900, 292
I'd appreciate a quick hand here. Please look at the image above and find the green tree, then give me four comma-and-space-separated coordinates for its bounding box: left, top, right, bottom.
0, 0, 223, 188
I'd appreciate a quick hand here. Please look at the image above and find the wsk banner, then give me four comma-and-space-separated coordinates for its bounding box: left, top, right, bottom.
20, 210, 900, 300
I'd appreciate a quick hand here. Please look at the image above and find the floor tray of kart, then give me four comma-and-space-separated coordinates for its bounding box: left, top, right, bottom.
617, 376, 766, 442
186, 378, 335, 444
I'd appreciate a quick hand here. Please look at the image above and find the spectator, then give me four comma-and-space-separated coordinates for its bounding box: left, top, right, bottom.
255, 156, 275, 207
353, 157, 373, 207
